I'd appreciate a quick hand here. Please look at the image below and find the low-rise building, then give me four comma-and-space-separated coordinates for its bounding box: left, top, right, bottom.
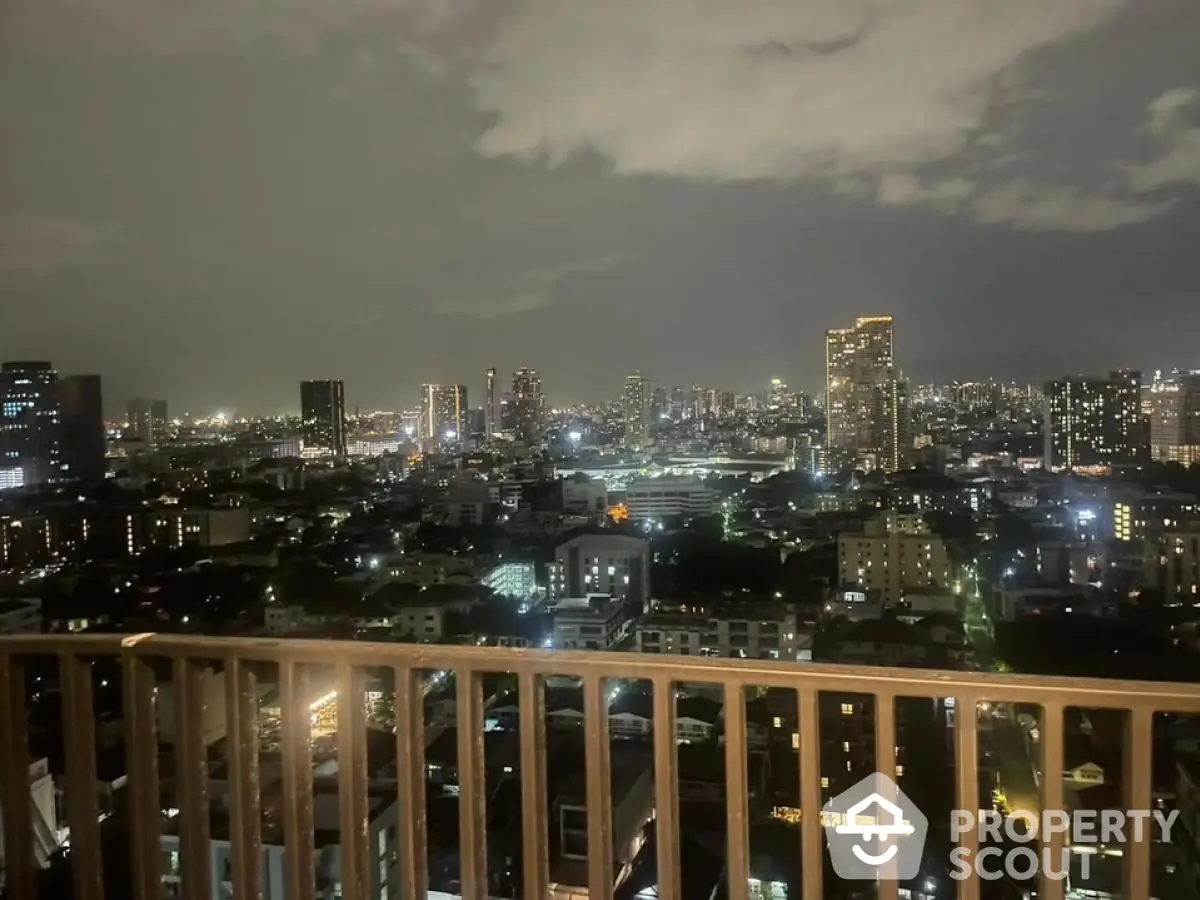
560, 475, 608, 515
125, 506, 252, 556
635, 602, 809, 661
551, 594, 626, 650
159, 765, 400, 900
624, 475, 717, 521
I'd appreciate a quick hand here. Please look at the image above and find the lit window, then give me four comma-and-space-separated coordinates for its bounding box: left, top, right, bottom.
772, 716, 782, 729
895, 765, 905, 777
841, 703, 854, 716
820, 776, 830, 789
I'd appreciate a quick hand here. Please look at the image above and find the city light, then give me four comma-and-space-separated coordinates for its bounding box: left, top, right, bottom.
309, 690, 338, 711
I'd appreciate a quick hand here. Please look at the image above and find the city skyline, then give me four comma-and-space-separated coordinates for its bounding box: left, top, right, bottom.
2, 0, 1200, 411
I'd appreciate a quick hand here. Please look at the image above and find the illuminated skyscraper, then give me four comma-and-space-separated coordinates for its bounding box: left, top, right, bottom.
300, 379, 347, 457
1146, 372, 1200, 465
511, 367, 544, 445
1, 361, 63, 485
880, 376, 912, 473
419, 384, 468, 442
623, 372, 648, 446
1044, 374, 1140, 472
825, 316, 906, 470
1110, 368, 1149, 464
485, 367, 497, 439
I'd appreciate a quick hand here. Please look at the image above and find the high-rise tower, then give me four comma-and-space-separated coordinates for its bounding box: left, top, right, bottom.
300, 380, 347, 457
1, 361, 63, 485
1044, 374, 1141, 472
485, 367, 497, 439
825, 316, 907, 471
419, 384, 468, 442
58, 375, 106, 483
623, 372, 648, 447
511, 367, 544, 445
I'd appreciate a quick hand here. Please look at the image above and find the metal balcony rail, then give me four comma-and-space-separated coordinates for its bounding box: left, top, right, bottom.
2, 633, 1199, 900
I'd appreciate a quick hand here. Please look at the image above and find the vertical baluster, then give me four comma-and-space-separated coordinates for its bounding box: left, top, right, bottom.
226, 656, 261, 900
396, 666, 428, 900
123, 648, 162, 900
280, 660, 315, 900
174, 657, 212, 900
519, 672, 548, 900
1039, 702, 1066, 900
584, 674, 614, 900
457, 668, 488, 900
954, 695, 980, 900
0, 651, 34, 900
60, 652, 103, 900
797, 688, 822, 900
337, 664, 369, 900
651, 677, 679, 900
874, 694, 897, 900
723, 682, 750, 900
1124, 706, 1153, 900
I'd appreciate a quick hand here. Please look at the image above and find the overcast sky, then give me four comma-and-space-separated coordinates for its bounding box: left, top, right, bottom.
2, 0, 1199, 415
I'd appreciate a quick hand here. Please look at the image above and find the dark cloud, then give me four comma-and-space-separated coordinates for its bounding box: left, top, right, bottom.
0, 0, 1198, 413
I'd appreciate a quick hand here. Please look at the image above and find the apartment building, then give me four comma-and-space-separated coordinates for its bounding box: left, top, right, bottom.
160, 780, 399, 900
551, 594, 627, 650
635, 602, 810, 661
1143, 521, 1200, 603
837, 511, 954, 604
547, 533, 649, 607
125, 506, 251, 556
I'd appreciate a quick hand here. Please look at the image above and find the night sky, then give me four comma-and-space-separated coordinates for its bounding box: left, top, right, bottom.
1, 0, 1199, 415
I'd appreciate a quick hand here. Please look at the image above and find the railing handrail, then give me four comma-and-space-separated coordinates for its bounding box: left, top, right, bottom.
3, 632, 1200, 709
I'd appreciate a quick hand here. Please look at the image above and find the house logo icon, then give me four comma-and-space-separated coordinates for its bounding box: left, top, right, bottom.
823, 773, 928, 881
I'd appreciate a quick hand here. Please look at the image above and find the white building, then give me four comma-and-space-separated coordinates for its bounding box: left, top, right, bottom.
548, 534, 649, 607
0, 758, 62, 881
624, 475, 717, 521
636, 603, 808, 661
837, 511, 955, 604
481, 561, 537, 601
551, 595, 626, 650
160, 784, 399, 900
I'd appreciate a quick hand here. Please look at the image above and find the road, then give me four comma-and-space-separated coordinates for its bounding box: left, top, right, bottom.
962, 563, 1039, 827
987, 715, 1041, 827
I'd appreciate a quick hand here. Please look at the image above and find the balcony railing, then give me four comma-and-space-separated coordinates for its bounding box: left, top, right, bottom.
2, 633, 1199, 900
